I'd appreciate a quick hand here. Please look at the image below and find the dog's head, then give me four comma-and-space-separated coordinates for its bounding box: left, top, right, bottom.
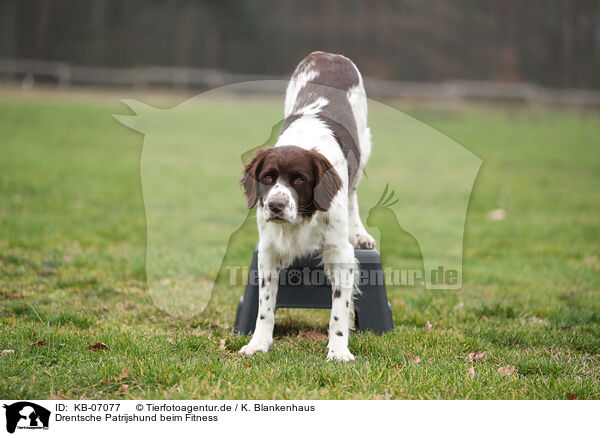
240, 146, 342, 223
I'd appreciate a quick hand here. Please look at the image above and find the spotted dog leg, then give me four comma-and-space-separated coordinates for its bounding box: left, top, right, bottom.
348, 184, 375, 249
239, 249, 280, 356
323, 241, 356, 362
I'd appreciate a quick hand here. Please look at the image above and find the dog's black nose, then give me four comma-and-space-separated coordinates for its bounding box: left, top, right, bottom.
268, 199, 286, 214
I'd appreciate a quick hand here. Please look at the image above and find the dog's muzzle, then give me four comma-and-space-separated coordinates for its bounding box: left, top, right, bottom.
266, 193, 289, 221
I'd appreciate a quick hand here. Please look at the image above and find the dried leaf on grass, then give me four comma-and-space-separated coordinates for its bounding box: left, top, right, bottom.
463, 350, 488, 362
1, 350, 15, 356
117, 384, 128, 395
498, 365, 517, 376
468, 366, 475, 379
87, 342, 109, 351
218, 339, 228, 351
408, 352, 421, 363
29, 340, 46, 347
424, 321, 432, 333
566, 393, 580, 400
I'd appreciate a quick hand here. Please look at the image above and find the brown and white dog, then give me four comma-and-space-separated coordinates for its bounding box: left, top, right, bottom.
239, 51, 374, 361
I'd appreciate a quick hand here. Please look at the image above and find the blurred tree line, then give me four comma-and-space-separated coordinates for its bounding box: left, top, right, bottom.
1, 0, 599, 88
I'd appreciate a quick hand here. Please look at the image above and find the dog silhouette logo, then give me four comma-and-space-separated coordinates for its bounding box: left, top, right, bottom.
3, 402, 50, 433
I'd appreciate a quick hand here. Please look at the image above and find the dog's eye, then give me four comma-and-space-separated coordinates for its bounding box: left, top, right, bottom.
294, 176, 305, 185
263, 174, 273, 183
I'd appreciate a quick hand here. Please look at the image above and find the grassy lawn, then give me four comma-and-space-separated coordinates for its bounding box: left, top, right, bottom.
0, 89, 599, 399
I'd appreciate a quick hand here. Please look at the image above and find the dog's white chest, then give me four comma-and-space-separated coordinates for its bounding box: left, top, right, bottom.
258, 211, 324, 263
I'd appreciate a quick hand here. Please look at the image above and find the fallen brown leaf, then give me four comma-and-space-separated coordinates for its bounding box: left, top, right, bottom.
464, 350, 488, 362
498, 365, 517, 376
1, 350, 14, 356
29, 340, 46, 347
117, 384, 128, 395
424, 321, 432, 333
468, 366, 475, 379
87, 342, 109, 351
566, 393, 579, 400
166, 337, 175, 344
408, 352, 421, 363
218, 339, 228, 351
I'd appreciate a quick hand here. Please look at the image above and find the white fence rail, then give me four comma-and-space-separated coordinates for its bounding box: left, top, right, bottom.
1, 58, 600, 106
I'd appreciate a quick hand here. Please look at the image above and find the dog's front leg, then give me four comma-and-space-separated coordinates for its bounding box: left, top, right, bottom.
324, 241, 356, 362
239, 248, 279, 356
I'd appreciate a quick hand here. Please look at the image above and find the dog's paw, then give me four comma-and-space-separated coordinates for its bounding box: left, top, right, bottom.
239, 338, 271, 356
352, 233, 376, 250
326, 346, 355, 362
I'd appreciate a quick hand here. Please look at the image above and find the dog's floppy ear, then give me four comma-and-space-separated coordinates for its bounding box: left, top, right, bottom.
240, 148, 269, 209
311, 150, 343, 211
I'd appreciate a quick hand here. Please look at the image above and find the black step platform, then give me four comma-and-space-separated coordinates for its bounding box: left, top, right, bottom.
234, 247, 394, 335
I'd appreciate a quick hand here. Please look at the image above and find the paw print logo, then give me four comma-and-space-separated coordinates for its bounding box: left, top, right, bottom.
287, 270, 302, 286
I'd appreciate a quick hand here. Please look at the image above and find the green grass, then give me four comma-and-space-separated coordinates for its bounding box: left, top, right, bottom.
1, 90, 599, 399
